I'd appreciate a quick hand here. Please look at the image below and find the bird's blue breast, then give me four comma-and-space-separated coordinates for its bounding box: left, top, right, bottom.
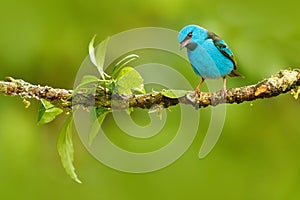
187, 39, 234, 79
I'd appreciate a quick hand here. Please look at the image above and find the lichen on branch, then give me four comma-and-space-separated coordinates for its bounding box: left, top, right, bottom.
0, 69, 300, 110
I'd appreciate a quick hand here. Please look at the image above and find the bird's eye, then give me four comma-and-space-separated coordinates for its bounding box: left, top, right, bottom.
187, 32, 192, 38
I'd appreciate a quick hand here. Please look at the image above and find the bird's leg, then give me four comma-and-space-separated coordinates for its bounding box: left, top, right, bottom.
194, 77, 205, 96
221, 76, 227, 99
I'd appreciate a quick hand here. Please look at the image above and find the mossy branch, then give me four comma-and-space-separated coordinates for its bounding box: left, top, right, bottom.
1, 69, 299, 110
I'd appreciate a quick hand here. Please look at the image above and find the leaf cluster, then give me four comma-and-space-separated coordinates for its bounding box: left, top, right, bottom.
37, 36, 146, 183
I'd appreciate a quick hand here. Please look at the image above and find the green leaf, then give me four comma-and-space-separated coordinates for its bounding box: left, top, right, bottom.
76, 75, 99, 89
88, 107, 111, 146
161, 90, 189, 98
57, 114, 81, 184
107, 80, 116, 93
291, 86, 300, 100
37, 99, 63, 125
88, 35, 97, 65
126, 107, 134, 115
94, 106, 110, 118
71, 75, 99, 98
112, 54, 139, 77
89, 35, 110, 79
116, 67, 145, 95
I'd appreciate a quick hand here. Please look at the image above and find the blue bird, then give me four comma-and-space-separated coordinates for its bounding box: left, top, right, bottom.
178, 24, 243, 97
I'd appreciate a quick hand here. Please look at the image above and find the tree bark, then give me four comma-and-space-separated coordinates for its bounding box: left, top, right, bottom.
1, 69, 299, 111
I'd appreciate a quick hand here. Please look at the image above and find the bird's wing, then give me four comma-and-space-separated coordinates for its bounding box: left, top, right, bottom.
207, 31, 237, 70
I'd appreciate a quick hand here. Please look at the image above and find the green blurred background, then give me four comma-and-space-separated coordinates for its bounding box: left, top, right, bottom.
1, 0, 300, 199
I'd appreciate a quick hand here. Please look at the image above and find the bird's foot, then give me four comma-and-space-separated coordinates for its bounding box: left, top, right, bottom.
186, 90, 200, 110
221, 88, 227, 100
194, 89, 200, 97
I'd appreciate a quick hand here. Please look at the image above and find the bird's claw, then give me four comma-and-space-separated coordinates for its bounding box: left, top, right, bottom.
194, 89, 200, 97
221, 89, 227, 100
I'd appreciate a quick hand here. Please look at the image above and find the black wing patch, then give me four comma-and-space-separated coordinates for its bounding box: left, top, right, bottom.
207, 31, 237, 70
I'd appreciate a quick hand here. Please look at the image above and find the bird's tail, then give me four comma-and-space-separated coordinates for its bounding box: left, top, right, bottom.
228, 70, 244, 78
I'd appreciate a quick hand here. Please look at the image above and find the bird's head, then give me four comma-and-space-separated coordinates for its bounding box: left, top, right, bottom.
178, 25, 208, 50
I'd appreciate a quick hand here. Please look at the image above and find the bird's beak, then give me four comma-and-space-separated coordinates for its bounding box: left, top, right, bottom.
180, 38, 190, 50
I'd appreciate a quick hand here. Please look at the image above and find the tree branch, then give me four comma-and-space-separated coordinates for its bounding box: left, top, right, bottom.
1, 69, 299, 110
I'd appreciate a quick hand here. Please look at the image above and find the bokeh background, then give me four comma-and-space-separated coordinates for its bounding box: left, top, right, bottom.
1, 0, 300, 199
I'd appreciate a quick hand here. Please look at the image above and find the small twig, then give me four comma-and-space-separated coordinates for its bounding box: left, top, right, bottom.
0, 77, 72, 110
1, 69, 299, 110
